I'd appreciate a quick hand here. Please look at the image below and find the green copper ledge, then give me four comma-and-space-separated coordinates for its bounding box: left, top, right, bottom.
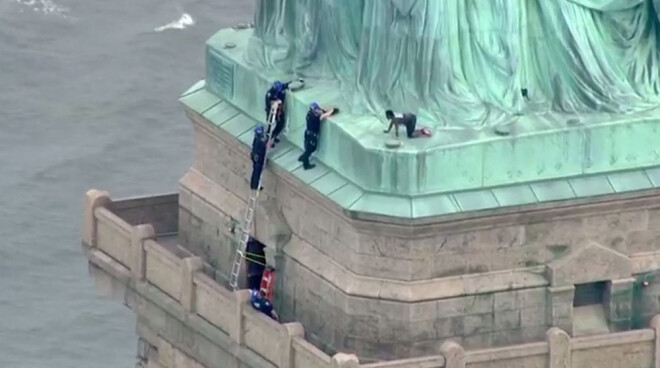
180, 81, 660, 219
201, 28, 660, 197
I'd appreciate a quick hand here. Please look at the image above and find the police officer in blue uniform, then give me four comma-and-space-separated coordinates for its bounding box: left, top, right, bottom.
264, 80, 297, 146
298, 102, 336, 170
250, 125, 268, 190
250, 289, 279, 320
265, 81, 288, 115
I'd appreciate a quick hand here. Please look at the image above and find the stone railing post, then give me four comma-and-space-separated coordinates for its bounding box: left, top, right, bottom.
82, 189, 111, 248
547, 286, 575, 335
180, 256, 203, 313
131, 224, 155, 281
280, 323, 304, 368
440, 341, 465, 368
331, 353, 359, 368
547, 327, 571, 368
231, 290, 251, 346
651, 315, 660, 368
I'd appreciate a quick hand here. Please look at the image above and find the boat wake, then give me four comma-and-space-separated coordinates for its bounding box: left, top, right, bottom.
154, 13, 194, 32
14, 0, 68, 16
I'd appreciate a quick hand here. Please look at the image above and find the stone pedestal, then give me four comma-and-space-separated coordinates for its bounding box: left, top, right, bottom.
82, 189, 111, 247
651, 316, 660, 368
440, 341, 466, 368
132, 224, 156, 281
331, 354, 360, 368
176, 81, 660, 360
547, 328, 571, 368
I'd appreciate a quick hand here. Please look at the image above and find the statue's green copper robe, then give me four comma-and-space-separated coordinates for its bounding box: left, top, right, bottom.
248, 0, 660, 128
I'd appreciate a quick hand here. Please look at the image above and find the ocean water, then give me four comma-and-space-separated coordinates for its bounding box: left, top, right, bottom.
0, 1, 253, 366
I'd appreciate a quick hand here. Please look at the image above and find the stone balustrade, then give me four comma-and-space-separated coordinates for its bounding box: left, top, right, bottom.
82, 189, 660, 368
83, 189, 359, 368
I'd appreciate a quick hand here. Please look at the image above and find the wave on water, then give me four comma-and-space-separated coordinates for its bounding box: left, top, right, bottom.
154, 13, 194, 32
14, 0, 69, 16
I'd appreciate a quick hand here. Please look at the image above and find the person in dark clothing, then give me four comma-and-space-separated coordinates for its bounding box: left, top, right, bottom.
264, 80, 299, 146
250, 289, 279, 320
383, 110, 430, 138
264, 81, 288, 114
298, 102, 336, 170
245, 238, 266, 291
250, 124, 268, 190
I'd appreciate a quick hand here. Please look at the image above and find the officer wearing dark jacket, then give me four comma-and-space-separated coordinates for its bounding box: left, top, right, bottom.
250, 125, 267, 190
250, 289, 279, 320
264, 80, 292, 146
298, 102, 336, 170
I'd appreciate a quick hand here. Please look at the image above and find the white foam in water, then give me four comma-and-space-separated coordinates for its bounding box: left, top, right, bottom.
14, 0, 69, 16
154, 13, 194, 32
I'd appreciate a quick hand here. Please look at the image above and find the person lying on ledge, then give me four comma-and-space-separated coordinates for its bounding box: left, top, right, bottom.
383, 110, 431, 138
250, 289, 279, 321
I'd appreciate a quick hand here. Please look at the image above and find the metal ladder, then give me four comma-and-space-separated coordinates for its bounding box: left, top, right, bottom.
228, 102, 280, 290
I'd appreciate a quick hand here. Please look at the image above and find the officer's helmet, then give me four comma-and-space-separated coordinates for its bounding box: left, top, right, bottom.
254, 124, 265, 135
273, 81, 284, 92
310, 102, 320, 111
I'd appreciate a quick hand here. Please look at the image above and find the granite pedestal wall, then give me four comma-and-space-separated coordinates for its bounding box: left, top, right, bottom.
179, 107, 660, 360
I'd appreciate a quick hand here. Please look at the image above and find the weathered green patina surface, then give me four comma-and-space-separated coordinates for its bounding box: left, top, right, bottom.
191, 1, 660, 217
250, 0, 660, 127
181, 81, 660, 218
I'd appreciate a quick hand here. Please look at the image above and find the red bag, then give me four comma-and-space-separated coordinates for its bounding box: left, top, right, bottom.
260, 267, 275, 301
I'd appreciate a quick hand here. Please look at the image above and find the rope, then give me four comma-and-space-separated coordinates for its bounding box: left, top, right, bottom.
244, 252, 268, 267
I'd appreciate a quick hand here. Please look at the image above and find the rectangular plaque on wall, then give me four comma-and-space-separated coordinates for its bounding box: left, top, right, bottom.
206, 47, 235, 100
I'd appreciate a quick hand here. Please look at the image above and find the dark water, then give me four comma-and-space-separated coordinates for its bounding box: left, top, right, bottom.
0, 1, 253, 366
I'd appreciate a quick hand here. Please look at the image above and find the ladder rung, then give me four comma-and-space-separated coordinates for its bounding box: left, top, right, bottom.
229, 110, 279, 290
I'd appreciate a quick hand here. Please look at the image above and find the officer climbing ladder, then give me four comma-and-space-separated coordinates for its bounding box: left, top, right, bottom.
228, 101, 281, 291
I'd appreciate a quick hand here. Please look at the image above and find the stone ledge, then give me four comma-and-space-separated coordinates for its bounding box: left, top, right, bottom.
135, 286, 277, 368
571, 329, 654, 350
178, 142, 660, 283
112, 193, 179, 211
282, 222, 660, 303
291, 337, 332, 366
207, 28, 660, 197
284, 234, 548, 302
187, 67, 660, 221
87, 248, 132, 286
182, 100, 660, 236
84, 203, 660, 366
90, 249, 278, 368
465, 342, 548, 363
360, 356, 445, 368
